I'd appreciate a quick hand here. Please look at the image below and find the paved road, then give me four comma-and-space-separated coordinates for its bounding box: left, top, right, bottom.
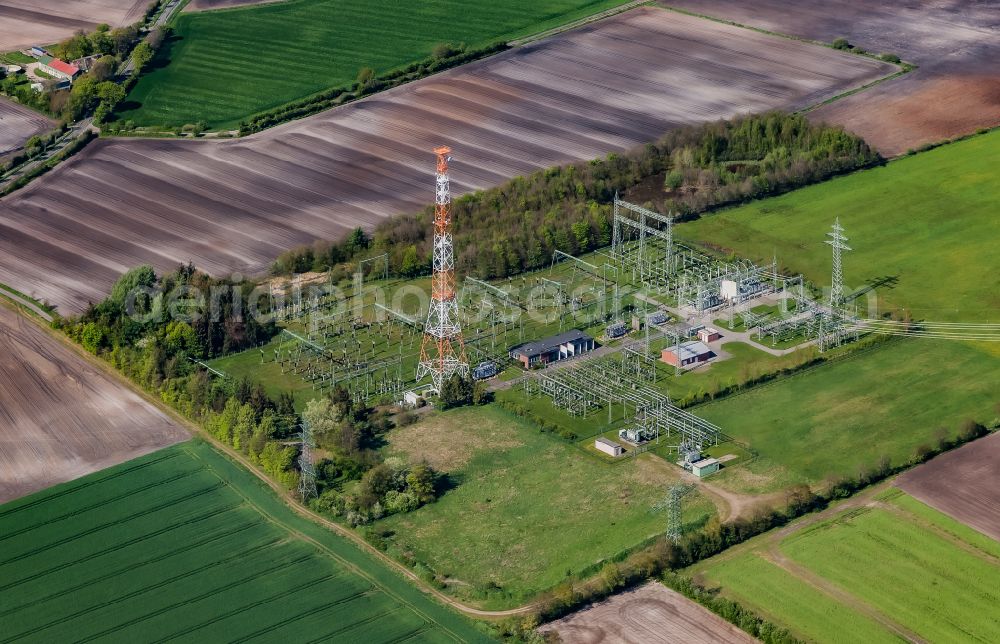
118, 0, 182, 77
0, 117, 94, 192
0, 284, 53, 322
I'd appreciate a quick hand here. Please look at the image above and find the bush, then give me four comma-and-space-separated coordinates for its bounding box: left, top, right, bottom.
880, 52, 901, 64
832, 37, 851, 50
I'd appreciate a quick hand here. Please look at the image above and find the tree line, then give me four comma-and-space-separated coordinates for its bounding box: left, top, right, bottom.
236, 42, 507, 135
59, 263, 446, 519
272, 112, 880, 280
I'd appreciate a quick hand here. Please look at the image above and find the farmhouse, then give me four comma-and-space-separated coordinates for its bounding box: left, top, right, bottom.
509, 330, 594, 368
661, 340, 714, 368
36, 56, 80, 82
595, 437, 623, 457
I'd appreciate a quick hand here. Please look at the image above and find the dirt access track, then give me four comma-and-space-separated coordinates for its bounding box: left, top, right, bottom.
897, 431, 1000, 542
0, 6, 893, 314
662, 1, 1000, 156
0, 96, 54, 160
0, 303, 188, 504
539, 582, 756, 643
0, 0, 148, 52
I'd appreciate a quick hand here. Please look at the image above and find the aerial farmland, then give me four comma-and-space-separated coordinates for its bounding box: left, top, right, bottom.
0, 0, 998, 641
898, 430, 1000, 542
0, 441, 488, 642
0, 7, 894, 313
687, 486, 1000, 642
0, 302, 188, 503
663, 0, 1000, 154
0, 98, 53, 161
0, 0, 148, 52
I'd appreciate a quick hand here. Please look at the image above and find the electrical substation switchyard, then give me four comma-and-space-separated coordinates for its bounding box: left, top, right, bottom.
416, 146, 469, 393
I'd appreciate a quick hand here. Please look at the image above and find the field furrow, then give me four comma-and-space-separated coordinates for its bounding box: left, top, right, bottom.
0, 442, 487, 642
0, 7, 893, 314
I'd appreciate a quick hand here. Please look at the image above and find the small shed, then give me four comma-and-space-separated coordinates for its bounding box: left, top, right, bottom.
402, 390, 422, 408
691, 457, 720, 478
698, 327, 721, 343
595, 437, 623, 457
661, 340, 714, 367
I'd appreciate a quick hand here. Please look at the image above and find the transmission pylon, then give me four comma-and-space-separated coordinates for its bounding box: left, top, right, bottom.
297, 420, 318, 502
416, 146, 469, 393
825, 217, 852, 307
653, 483, 694, 543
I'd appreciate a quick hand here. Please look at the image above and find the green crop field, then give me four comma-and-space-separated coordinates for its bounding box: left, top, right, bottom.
694, 338, 999, 493
688, 489, 1000, 642
120, 0, 627, 128
676, 129, 1000, 322
0, 441, 489, 642
374, 405, 716, 608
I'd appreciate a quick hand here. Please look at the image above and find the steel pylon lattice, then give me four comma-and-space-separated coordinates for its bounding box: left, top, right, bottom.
825, 217, 852, 307
416, 146, 469, 393
297, 420, 318, 502
653, 483, 694, 544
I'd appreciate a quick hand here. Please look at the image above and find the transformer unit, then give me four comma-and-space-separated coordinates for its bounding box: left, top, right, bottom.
606, 321, 628, 339
647, 310, 669, 326
619, 425, 657, 445
472, 361, 499, 380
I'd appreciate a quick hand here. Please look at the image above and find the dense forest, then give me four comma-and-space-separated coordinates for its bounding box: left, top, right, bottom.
273, 112, 880, 279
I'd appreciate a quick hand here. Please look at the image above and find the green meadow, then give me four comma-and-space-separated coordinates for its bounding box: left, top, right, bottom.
695, 338, 999, 493
375, 405, 716, 608
677, 130, 1000, 322
120, 0, 626, 128
689, 489, 1000, 642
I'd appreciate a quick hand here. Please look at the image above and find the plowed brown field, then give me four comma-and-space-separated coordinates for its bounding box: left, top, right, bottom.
0, 0, 148, 52
897, 431, 1000, 542
538, 582, 756, 643
0, 7, 893, 313
663, 0, 1000, 155
0, 303, 188, 504
0, 97, 53, 160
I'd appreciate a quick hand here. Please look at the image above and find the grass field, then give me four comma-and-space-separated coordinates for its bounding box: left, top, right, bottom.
688, 488, 1000, 642
676, 129, 1000, 321
375, 405, 717, 608
120, 0, 627, 128
694, 338, 999, 493
0, 441, 489, 642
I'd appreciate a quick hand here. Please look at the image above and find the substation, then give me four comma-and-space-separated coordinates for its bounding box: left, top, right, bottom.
208, 149, 872, 532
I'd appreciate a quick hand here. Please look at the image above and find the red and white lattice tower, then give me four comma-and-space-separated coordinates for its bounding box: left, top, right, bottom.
416, 146, 468, 393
